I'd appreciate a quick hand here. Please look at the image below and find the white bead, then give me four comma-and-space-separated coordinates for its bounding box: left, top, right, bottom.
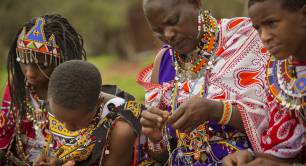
297, 105, 301, 110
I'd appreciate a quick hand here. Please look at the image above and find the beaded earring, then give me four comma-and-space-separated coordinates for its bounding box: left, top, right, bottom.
198, 11, 204, 31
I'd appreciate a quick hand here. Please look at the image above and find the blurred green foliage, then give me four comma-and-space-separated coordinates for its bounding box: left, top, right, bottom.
204, 0, 247, 18
0, 0, 246, 64
0, 70, 6, 102
0, 54, 153, 103
0, 0, 139, 57
0, 0, 247, 102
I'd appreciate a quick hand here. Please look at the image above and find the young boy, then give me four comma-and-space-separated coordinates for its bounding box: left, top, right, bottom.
223, 0, 306, 165
34, 60, 142, 166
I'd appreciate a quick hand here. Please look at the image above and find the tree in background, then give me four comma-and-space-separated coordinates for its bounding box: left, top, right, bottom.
204, 0, 247, 18
0, 0, 245, 65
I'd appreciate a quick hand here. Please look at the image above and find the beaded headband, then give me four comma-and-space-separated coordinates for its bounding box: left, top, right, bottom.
16, 17, 62, 66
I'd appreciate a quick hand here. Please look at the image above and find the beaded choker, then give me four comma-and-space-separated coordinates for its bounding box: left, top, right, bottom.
173, 11, 220, 82
49, 108, 105, 162
266, 56, 306, 121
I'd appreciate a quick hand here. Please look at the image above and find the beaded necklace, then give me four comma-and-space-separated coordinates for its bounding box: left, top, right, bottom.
266, 56, 306, 121
46, 106, 116, 163
164, 11, 221, 165
15, 87, 49, 162
52, 109, 105, 161
173, 11, 220, 82
165, 76, 211, 164
25, 98, 49, 130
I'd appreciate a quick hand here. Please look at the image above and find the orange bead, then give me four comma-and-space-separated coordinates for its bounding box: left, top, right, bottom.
194, 152, 200, 160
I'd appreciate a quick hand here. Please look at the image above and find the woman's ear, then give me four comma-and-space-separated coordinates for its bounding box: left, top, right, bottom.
188, 0, 202, 9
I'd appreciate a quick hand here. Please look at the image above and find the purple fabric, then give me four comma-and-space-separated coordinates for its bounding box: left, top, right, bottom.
158, 46, 175, 84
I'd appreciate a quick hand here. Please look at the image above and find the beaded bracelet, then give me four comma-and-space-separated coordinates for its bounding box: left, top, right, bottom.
148, 138, 167, 153
218, 101, 233, 125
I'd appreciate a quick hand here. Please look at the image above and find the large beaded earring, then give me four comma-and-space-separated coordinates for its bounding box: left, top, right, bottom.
197, 10, 204, 38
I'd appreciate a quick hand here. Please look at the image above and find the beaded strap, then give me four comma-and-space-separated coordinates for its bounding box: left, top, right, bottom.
123, 100, 142, 119
218, 101, 233, 125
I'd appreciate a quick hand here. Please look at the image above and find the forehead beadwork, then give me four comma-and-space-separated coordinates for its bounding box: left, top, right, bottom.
16, 17, 62, 66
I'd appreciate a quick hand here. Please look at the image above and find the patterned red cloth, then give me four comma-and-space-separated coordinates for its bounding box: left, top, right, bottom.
0, 83, 49, 162
260, 94, 305, 158
0, 83, 15, 149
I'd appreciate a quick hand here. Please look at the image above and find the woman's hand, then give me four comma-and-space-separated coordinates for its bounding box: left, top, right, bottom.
167, 96, 222, 132
140, 107, 169, 143
242, 158, 292, 166
222, 150, 254, 166
222, 150, 293, 166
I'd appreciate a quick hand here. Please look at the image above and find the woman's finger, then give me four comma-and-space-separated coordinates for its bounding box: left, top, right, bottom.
141, 110, 164, 123
140, 117, 162, 128
167, 104, 186, 124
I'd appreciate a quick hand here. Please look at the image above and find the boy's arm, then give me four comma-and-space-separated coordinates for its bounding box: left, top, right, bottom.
103, 119, 137, 166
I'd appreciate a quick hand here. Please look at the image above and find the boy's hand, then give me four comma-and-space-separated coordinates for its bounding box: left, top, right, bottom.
33, 153, 75, 166
33, 153, 58, 166
62, 161, 76, 166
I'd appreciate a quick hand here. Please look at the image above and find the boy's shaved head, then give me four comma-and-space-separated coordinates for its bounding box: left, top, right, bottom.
48, 60, 101, 112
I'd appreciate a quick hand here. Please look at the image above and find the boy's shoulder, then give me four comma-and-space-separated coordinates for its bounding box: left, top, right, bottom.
101, 98, 142, 136
110, 119, 136, 153
112, 119, 136, 140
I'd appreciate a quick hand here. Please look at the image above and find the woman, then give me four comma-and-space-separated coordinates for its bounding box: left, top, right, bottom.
138, 0, 269, 165
0, 14, 86, 165
223, 0, 306, 165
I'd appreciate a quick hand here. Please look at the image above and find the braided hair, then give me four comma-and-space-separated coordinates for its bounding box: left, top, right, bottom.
7, 14, 87, 114
248, 0, 306, 10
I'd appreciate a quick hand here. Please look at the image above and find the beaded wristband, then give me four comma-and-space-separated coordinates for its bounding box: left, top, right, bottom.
148, 138, 167, 152
218, 101, 233, 125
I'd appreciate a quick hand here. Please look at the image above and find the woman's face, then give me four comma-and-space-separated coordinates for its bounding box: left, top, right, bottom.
249, 0, 306, 60
143, 0, 200, 55
19, 52, 55, 88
